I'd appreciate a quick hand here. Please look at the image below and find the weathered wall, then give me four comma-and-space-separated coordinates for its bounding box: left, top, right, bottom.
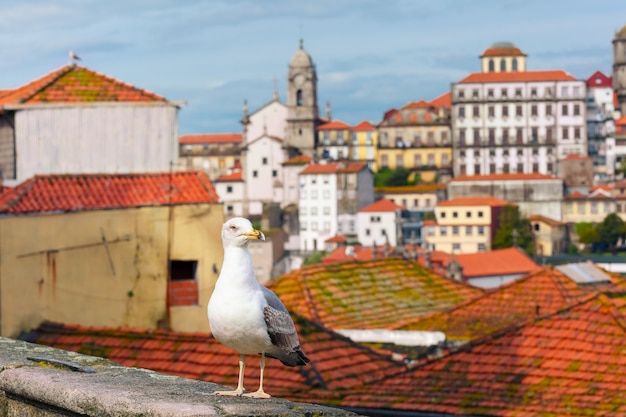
0, 204, 223, 337
0, 113, 15, 180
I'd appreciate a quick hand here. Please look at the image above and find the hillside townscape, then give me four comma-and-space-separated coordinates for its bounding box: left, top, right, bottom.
2, 14, 626, 417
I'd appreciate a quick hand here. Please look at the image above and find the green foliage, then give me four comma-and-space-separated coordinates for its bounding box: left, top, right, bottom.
597, 213, 625, 254
567, 244, 579, 254
576, 222, 599, 245
422, 211, 436, 221
492, 206, 534, 255
303, 251, 327, 265
374, 168, 413, 187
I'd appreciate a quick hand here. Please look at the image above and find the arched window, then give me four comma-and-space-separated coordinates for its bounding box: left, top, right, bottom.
488, 59, 495, 72
500, 59, 506, 72
296, 90, 303, 106
512, 58, 518, 71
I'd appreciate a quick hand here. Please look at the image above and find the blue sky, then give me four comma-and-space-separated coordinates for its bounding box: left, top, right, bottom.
1, 0, 625, 135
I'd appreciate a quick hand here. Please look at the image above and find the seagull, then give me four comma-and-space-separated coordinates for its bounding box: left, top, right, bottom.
69, 51, 81, 62
208, 217, 310, 399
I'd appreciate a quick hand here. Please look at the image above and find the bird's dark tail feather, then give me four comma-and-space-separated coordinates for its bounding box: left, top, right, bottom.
266, 347, 310, 367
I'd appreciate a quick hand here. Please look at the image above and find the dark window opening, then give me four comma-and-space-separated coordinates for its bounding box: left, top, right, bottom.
169, 260, 197, 281
296, 90, 303, 106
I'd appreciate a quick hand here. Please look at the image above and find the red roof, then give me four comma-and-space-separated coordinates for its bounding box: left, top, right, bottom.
25, 318, 405, 401
317, 120, 351, 130
451, 173, 559, 182
270, 258, 483, 330
438, 196, 513, 207
340, 291, 626, 415
586, 70, 612, 88
481, 46, 526, 57
0, 64, 166, 106
352, 120, 376, 131
451, 247, 541, 278
179, 133, 242, 144
562, 153, 591, 161
615, 115, 626, 126
360, 198, 404, 213
459, 70, 577, 84
300, 162, 367, 175
283, 154, 313, 165
215, 170, 243, 182
325, 234, 347, 243
428, 91, 452, 109
528, 214, 565, 227
0, 171, 219, 215
401, 100, 429, 110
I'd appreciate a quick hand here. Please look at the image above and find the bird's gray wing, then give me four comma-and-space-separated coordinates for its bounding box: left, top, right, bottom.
261, 287, 299, 349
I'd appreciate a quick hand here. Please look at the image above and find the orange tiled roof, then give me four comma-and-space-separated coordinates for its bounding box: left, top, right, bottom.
322, 244, 395, 264
360, 198, 404, 213
401, 100, 429, 110
325, 234, 347, 243
352, 120, 375, 131
428, 91, 452, 109
317, 120, 351, 130
459, 70, 577, 84
481, 46, 526, 57
283, 154, 313, 165
452, 247, 541, 278
341, 291, 626, 415
451, 173, 559, 182
24, 317, 406, 400
215, 170, 243, 182
0, 171, 219, 215
395, 267, 603, 340
300, 162, 367, 175
179, 133, 242, 144
438, 196, 513, 207
0, 64, 166, 106
562, 153, 591, 160
269, 258, 483, 330
528, 214, 565, 227
376, 184, 446, 194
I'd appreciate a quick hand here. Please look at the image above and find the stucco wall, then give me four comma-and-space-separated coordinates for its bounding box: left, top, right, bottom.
0, 204, 223, 337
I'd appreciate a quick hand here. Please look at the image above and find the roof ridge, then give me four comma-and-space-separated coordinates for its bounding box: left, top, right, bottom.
15, 64, 74, 104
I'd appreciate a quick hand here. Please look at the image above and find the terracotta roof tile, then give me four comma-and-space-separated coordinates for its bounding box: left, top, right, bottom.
401, 100, 429, 110
300, 162, 367, 175
179, 133, 242, 144
451, 173, 559, 182
24, 317, 406, 399
453, 247, 541, 278
481, 46, 526, 57
438, 196, 513, 207
215, 170, 243, 182
528, 214, 565, 226
325, 234, 347, 243
0, 171, 219, 214
0, 64, 166, 105
270, 258, 483, 330
283, 154, 313, 165
352, 121, 375, 131
428, 91, 452, 109
459, 70, 577, 84
360, 198, 404, 213
341, 291, 626, 415
317, 120, 351, 130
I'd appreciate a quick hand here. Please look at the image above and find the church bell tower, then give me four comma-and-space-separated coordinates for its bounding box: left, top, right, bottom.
613, 24, 626, 115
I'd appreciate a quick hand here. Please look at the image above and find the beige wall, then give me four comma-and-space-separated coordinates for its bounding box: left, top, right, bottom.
562, 199, 615, 223
426, 204, 494, 253
0, 204, 224, 337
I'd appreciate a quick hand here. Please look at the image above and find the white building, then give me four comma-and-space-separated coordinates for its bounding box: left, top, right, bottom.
214, 168, 245, 218
357, 199, 404, 247
452, 42, 587, 178
586, 70, 618, 180
299, 161, 373, 252
243, 133, 284, 216
0, 64, 180, 186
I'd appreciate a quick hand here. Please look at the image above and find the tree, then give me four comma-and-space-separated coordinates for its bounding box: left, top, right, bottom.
492, 205, 534, 255
374, 168, 413, 187
575, 222, 599, 251
597, 213, 625, 254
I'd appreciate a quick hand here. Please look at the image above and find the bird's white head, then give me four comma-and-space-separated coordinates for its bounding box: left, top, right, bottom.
222, 217, 265, 248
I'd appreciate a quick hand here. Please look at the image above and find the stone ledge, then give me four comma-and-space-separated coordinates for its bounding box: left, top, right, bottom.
0, 337, 359, 417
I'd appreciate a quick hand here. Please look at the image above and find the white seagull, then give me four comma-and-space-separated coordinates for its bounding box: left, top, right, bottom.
69, 50, 81, 61
208, 217, 310, 399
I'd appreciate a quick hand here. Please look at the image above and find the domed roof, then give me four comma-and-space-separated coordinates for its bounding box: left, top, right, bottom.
481, 41, 526, 57
290, 39, 313, 68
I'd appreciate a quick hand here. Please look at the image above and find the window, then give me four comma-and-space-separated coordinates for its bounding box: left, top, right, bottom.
500, 59, 506, 71
466, 226, 472, 235
604, 202, 611, 214
381, 154, 388, 168
489, 128, 495, 143
562, 104, 568, 116
531, 127, 538, 143
487, 88, 494, 97
532, 163, 539, 172
488, 106, 495, 117
458, 89, 465, 98
168, 260, 199, 306
226, 205, 233, 214
488, 59, 495, 72
562, 127, 569, 140
452, 226, 459, 235
459, 129, 466, 145
414, 154, 422, 166
427, 153, 435, 166
477, 226, 484, 235
414, 131, 422, 146
577, 202, 585, 214
517, 163, 524, 172
546, 127, 553, 143
530, 88, 537, 97
440, 211, 447, 218
296, 89, 303, 106
272, 170, 277, 177
546, 105, 552, 116
440, 226, 447, 236
441, 131, 448, 143
253, 170, 258, 178
473, 128, 481, 145
458, 106, 465, 118
531, 105, 538, 116
474, 164, 480, 174
453, 211, 458, 218
452, 243, 461, 251
478, 211, 484, 218
472, 89, 479, 98
502, 130, 509, 144
512, 58, 518, 71
516, 105, 522, 117
591, 201, 598, 214
337, 131, 344, 144
574, 127, 581, 139
573, 104, 580, 116
169, 260, 197, 281
396, 154, 403, 167
478, 243, 486, 252
501, 88, 508, 98
226, 186, 233, 193
323, 206, 330, 215
472, 106, 479, 118
516, 128, 523, 143
515, 88, 522, 98
561, 86, 568, 97
311, 207, 318, 215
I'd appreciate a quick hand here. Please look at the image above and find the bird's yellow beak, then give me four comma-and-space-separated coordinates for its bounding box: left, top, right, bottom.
244, 230, 266, 241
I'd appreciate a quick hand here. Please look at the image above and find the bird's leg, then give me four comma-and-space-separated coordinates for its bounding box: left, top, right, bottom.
215, 354, 246, 396
243, 352, 271, 399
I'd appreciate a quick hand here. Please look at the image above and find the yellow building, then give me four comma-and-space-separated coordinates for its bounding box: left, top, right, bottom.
317, 120, 352, 160
178, 133, 242, 181
375, 184, 446, 210
528, 215, 568, 256
562, 187, 616, 224
0, 172, 224, 337
377, 92, 452, 182
351, 120, 378, 171
425, 196, 514, 254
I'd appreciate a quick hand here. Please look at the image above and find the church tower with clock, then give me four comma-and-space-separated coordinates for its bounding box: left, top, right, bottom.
286, 39, 319, 157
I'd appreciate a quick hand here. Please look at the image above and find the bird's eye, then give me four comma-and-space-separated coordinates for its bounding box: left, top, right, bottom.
230, 225, 237, 231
